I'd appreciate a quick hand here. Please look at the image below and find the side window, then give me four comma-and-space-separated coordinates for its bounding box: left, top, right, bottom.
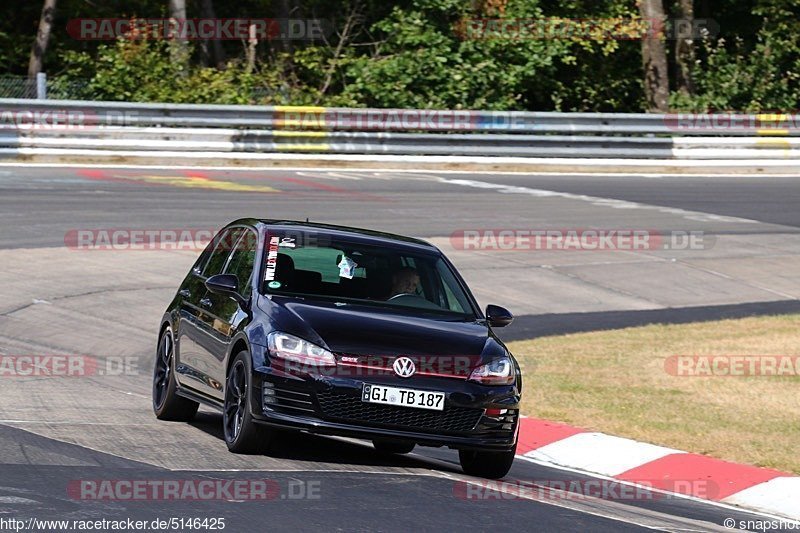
441, 281, 466, 313
202, 228, 244, 277
224, 229, 257, 295
436, 260, 469, 313
192, 243, 214, 274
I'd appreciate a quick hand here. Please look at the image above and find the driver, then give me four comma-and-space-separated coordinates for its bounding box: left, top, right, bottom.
389, 267, 420, 297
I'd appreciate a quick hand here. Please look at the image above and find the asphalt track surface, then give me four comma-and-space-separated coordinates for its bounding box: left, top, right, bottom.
0, 165, 799, 531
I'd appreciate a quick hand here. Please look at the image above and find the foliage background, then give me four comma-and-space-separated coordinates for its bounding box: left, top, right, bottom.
2, 0, 799, 111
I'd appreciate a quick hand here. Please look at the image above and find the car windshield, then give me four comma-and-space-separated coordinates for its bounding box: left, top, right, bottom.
261, 230, 476, 320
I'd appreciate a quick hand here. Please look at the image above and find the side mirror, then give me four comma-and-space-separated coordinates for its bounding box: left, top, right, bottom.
486, 304, 513, 328
205, 274, 248, 308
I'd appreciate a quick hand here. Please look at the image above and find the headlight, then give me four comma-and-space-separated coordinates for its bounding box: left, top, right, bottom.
267, 332, 336, 366
469, 356, 514, 385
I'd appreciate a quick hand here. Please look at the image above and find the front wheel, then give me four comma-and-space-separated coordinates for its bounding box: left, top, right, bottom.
153, 326, 199, 421
223, 350, 273, 454
458, 443, 516, 479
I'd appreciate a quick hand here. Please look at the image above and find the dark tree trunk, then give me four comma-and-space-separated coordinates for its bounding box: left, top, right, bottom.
27, 0, 57, 96
674, 0, 695, 96
639, 0, 670, 111
200, 0, 226, 69
276, 0, 294, 56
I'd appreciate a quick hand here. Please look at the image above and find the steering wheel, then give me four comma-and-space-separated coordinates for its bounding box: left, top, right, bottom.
388, 293, 420, 301
386, 293, 443, 310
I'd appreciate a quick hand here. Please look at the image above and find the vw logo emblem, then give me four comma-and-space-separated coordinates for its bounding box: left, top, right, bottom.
393, 357, 416, 378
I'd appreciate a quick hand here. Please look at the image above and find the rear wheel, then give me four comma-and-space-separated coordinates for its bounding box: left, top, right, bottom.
372, 439, 415, 455
458, 443, 516, 479
153, 326, 199, 421
223, 350, 273, 454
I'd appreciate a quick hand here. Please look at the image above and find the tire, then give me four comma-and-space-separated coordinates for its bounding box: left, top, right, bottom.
372, 439, 415, 455
153, 326, 199, 421
458, 443, 516, 479
223, 350, 273, 454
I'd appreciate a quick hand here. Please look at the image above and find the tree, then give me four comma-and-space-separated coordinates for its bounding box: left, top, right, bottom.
27, 0, 57, 96
673, 0, 694, 96
638, 0, 669, 111
275, 0, 295, 56
199, 0, 226, 69
168, 0, 190, 75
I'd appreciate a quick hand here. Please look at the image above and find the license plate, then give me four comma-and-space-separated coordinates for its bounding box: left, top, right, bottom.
362, 384, 445, 411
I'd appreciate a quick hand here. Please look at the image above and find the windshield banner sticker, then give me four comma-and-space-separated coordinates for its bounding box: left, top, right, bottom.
264, 236, 280, 281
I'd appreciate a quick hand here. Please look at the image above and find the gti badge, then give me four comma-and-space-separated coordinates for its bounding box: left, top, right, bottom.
393, 356, 416, 378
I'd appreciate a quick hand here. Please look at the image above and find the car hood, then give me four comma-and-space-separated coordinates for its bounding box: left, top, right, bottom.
260, 296, 504, 361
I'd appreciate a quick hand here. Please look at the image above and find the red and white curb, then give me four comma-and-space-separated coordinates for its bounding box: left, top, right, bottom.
516, 417, 800, 520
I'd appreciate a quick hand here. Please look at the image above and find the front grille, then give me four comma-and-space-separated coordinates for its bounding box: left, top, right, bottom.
316, 389, 483, 433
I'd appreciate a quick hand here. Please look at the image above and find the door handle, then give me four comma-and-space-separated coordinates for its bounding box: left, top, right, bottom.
179, 289, 191, 298
199, 298, 213, 308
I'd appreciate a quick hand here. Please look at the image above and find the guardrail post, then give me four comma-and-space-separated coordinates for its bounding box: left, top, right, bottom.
36, 72, 47, 100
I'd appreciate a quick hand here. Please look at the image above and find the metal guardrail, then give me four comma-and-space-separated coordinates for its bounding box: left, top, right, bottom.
0, 98, 798, 160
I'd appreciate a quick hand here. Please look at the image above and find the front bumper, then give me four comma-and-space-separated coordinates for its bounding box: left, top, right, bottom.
250, 366, 520, 452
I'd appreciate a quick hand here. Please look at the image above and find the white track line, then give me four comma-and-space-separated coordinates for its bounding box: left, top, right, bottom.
438, 177, 761, 224
516, 455, 797, 524
436, 470, 736, 532
0, 161, 798, 178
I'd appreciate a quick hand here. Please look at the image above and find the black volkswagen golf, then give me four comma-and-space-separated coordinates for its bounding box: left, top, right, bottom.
153, 219, 521, 478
